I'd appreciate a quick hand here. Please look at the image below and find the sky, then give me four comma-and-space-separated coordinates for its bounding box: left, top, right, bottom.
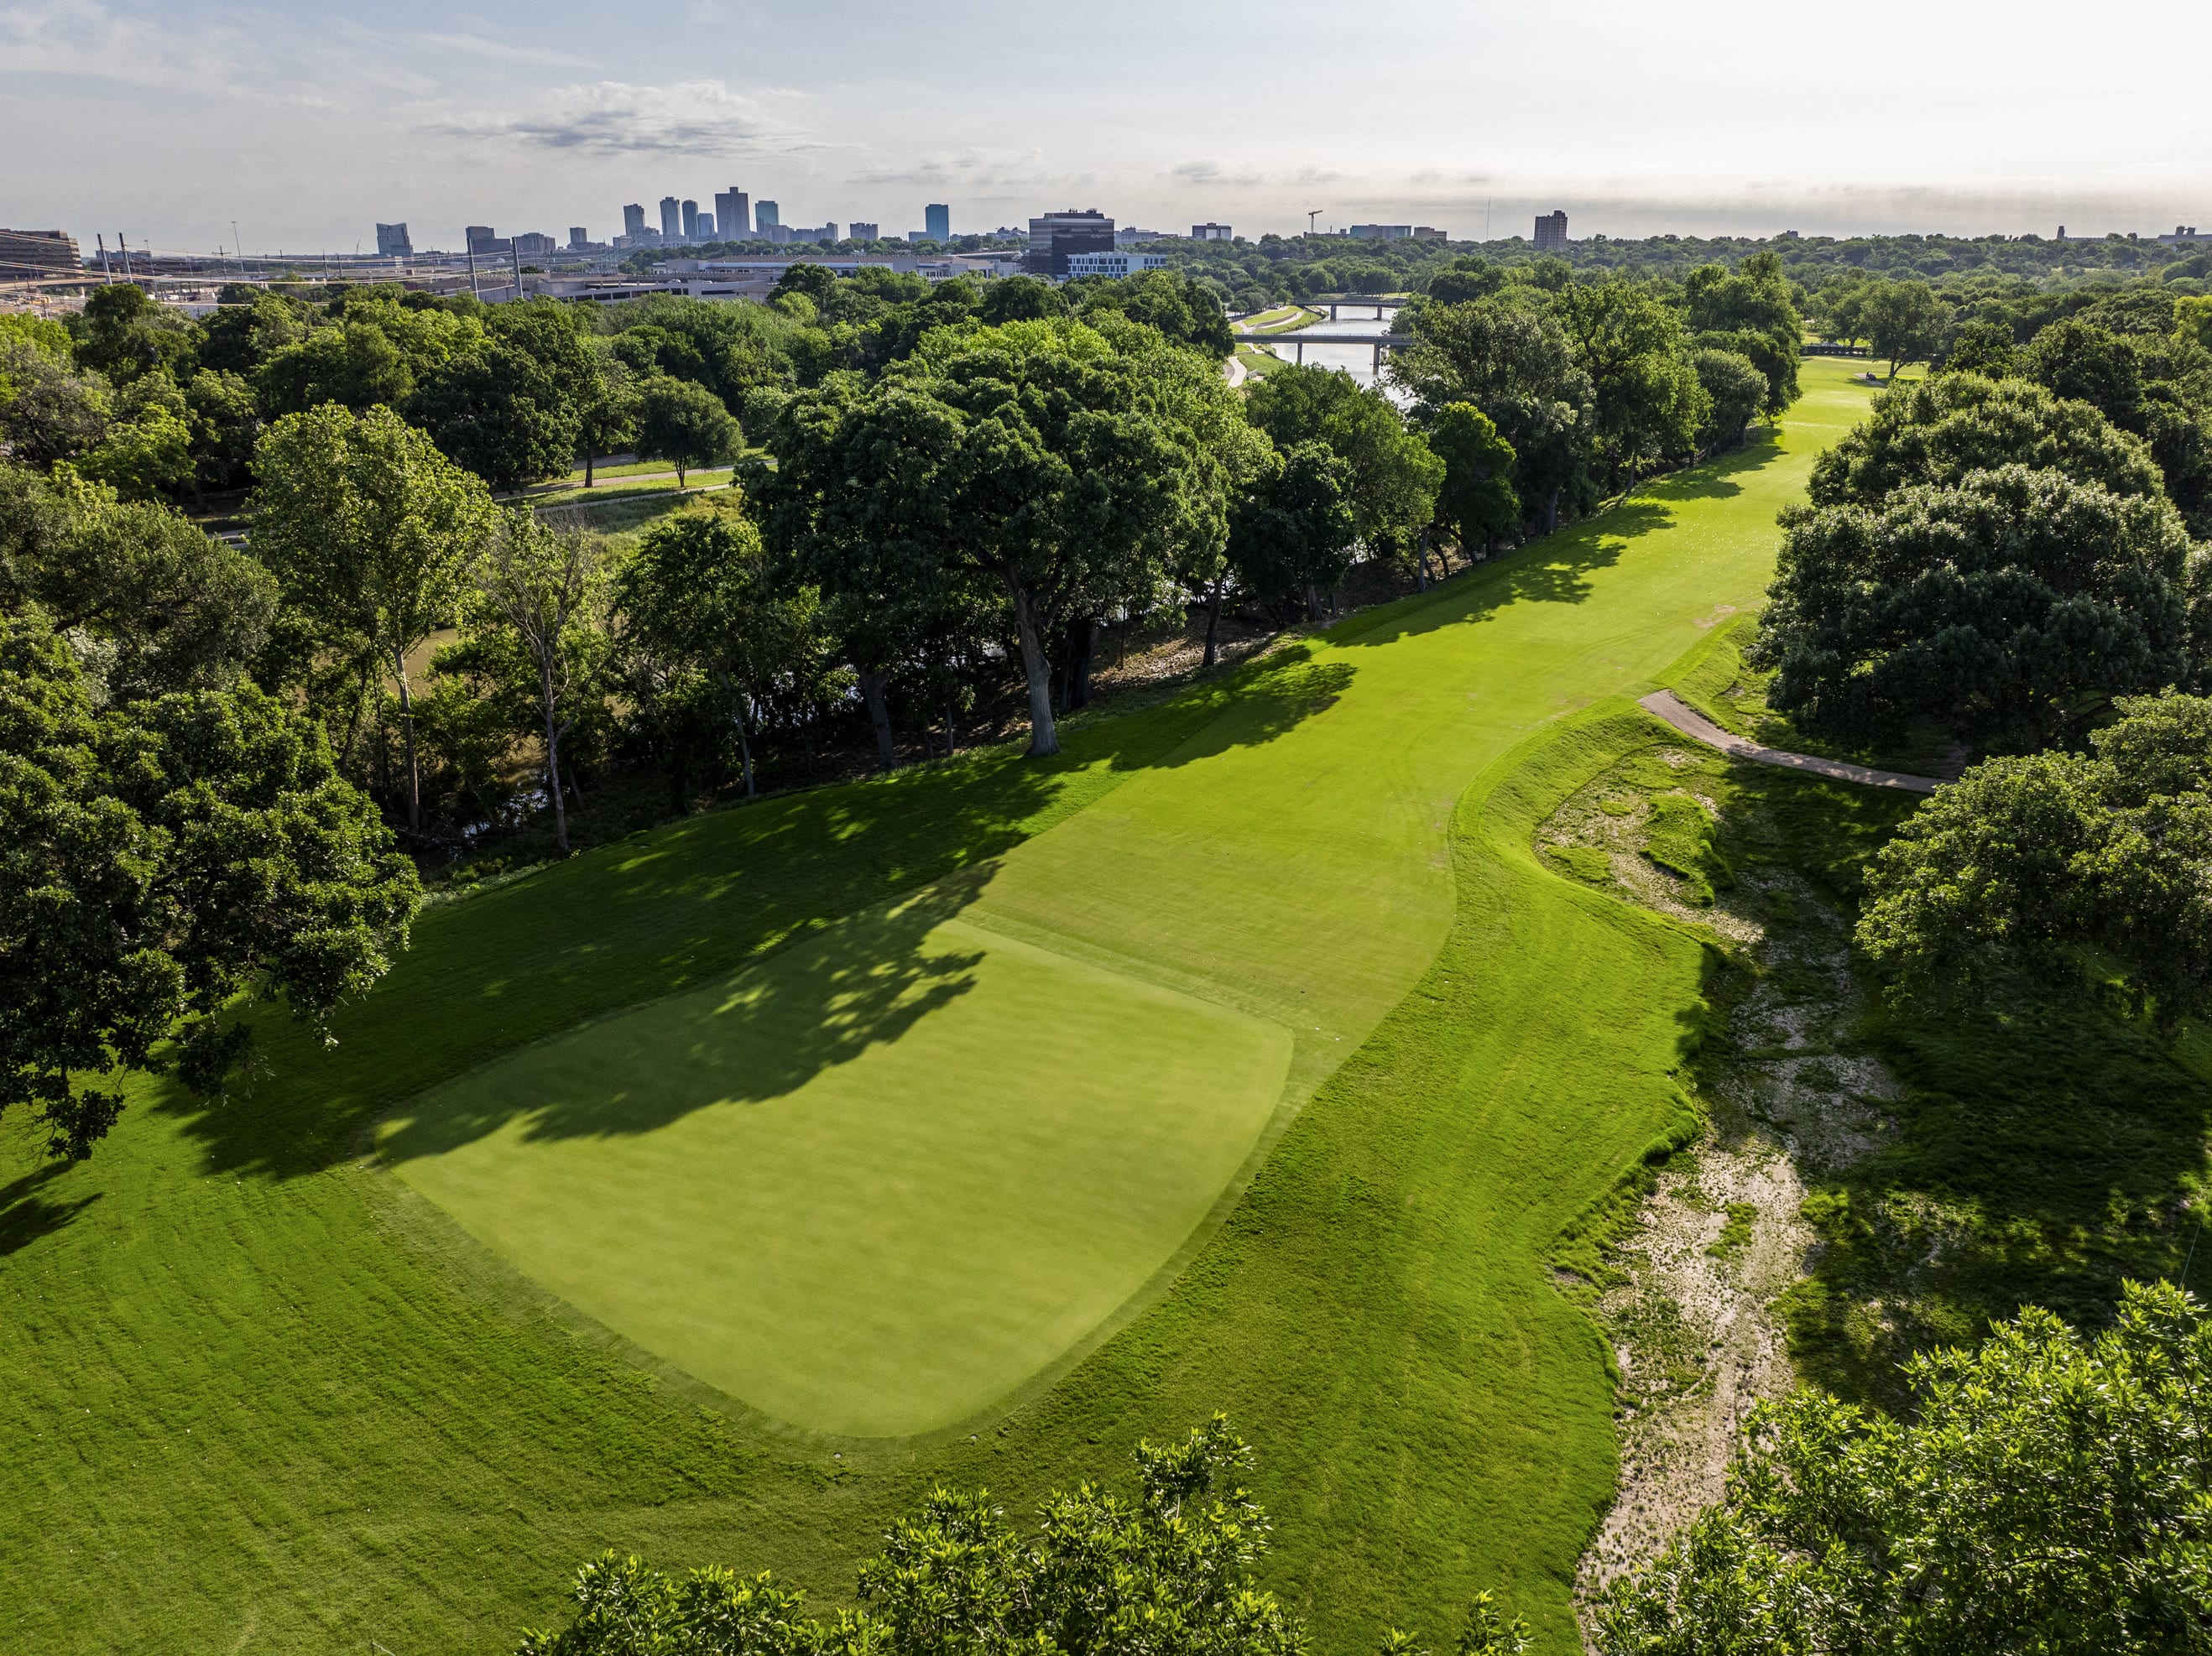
5, 0, 2210, 256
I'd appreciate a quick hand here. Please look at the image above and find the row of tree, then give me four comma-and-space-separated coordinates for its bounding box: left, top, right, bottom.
519, 1284, 2212, 1654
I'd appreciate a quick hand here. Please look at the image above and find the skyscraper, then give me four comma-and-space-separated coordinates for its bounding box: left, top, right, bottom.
374, 222, 412, 257
1025, 209, 1113, 276
623, 203, 648, 239
568, 227, 590, 249
660, 196, 682, 241
754, 200, 780, 230
1533, 211, 1568, 251
466, 225, 498, 253
925, 202, 950, 242
848, 221, 880, 242
714, 187, 750, 239
681, 199, 700, 241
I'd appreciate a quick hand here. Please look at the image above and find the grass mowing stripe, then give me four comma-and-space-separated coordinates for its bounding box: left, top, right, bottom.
0, 362, 1876, 1654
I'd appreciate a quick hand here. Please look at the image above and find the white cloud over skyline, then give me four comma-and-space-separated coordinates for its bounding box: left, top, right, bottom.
3, 0, 2209, 254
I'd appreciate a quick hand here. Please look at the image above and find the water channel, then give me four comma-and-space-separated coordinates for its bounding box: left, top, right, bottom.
1239, 307, 1403, 395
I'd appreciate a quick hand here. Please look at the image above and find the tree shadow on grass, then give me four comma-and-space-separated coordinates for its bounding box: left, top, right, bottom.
1329, 436, 1787, 652
0, 1161, 101, 1258
162, 636, 1356, 1183
377, 870, 994, 1159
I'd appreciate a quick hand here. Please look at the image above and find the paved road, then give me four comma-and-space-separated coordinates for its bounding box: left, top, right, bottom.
1639, 690, 1942, 793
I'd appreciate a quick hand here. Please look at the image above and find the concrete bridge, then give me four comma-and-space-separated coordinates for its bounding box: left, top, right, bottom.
1311, 295, 1407, 320
1238, 331, 1412, 369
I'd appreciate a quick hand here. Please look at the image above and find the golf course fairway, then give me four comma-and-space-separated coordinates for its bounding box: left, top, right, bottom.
1, 361, 1875, 1655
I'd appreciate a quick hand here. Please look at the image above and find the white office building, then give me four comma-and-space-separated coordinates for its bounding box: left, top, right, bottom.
1062, 251, 1169, 279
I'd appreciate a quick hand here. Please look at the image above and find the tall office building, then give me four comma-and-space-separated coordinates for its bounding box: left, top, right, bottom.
1025, 209, 1114, 276
925, 202, 950, 242
465, 225, 498, 253
754, 200, 780, 229
1533, 211, 1568, 251
660, 196, 682, 241
375, 222, 413, 257
681, 199, 700, 241
714, 187, 750, 238
568, 227, 590, 249
847, 221, 879, 242
623, 203, 648, 239
1191, 222, 1232, 242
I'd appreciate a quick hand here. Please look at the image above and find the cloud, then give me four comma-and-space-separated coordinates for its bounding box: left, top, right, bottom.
415, 34, 598, 70
421, 78, 824, 158
853, 147, 1063, 190
1169, 159, 1339, 189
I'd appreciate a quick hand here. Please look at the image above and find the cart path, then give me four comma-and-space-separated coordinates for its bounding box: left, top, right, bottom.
1639, 690, 1943, 794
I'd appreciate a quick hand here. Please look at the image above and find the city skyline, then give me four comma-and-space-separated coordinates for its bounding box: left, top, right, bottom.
5, 0, 2209, 254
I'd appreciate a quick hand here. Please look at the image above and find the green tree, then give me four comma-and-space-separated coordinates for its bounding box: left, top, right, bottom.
0, 462, 275, 699
467, 511, 612, 855
1756, 464, 2199, 748
1808, 372, 2168, 510
636, 376, 739, 487
615, 503, 839, 798
1684, 249, 1803, 414
575, 345, 639, 488
180, 367, 261, 495
1227, 440, 1359, 621
1389, 294, 1594, 533
408, 341, 583, 492
0, 612, 419, 1159
1426, 403, 1520, 558
1688, 347, 1769, 454
978, 274, 1067, 325
1863, 278, 1946, 379
1243, 362, 1442, 556
1938, 318, 2019, 378
1594, 1280, 2212, 1654
1857, 691, 2212, 1022
1072, 268, 1235, 357
1553, 279, 1709, 487
754, 379, 978, 765
0, 336, 112, 468
519, 1419, 1309, 1656
77, 403, 195, 502
249, 404, 497, 833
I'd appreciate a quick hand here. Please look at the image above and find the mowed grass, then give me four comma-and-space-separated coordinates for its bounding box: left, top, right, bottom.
1, 363, 1874, 1654
387, 905, 1292, 1436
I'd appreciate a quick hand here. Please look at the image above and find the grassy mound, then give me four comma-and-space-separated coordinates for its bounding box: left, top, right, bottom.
3, 366, 1876, 1654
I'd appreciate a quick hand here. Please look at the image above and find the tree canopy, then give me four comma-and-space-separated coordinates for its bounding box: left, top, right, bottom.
1856, 691, 2212, 1023
0, 612, 417, 1159
1756, 464, 2201, 747
1594, 1280, 2212, 1655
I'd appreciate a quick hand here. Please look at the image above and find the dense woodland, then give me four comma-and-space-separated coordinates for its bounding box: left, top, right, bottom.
7, 241, 2212, 1652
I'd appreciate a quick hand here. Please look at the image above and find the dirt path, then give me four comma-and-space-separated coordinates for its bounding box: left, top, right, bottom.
1638, 690, 1941, 793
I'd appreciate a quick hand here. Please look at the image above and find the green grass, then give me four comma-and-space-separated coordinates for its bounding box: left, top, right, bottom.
3, 364, 1876, 1654
388, 905, 1291, 1437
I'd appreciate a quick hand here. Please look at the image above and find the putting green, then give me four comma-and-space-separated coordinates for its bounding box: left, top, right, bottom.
386, 902, 1291, 1436
383, 363, 1870, 1440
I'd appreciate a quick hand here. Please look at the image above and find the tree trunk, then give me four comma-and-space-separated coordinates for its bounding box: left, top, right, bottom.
584, 449, 596, 489
943, 700, 957, 757
1203, 575, 1225, 669
676, 462, 687, 488
737, 701, 756, 798
1065, 617, 1097, 711
1545, 489, 1561, 535
541, 658, 569, 855
1414, 528, 1429, 591
393, 643, 421, 835
858, 667, 895, 768
1303, 581, 1323, 623
1009, 576, 1060, 758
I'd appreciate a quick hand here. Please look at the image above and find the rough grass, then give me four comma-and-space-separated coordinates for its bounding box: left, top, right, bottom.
2, 364, 1875, 1655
